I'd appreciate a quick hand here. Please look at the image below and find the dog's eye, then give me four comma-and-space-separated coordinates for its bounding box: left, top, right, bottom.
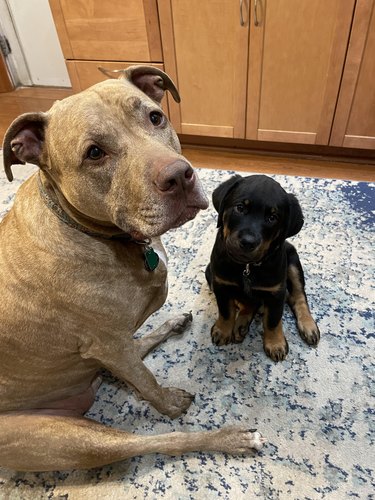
235, 204, 245, 213
87, 146, 105, 160
149, 111, 164, 126
267, 214, 278, 223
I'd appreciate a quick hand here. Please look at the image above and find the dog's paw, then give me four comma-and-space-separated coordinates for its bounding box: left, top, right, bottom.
215, 427, 267, 454
298, 319, 320, 346
211, 324, 233, 346
233, 323, 249, 343
165, 312, 193, 336
158, 387, 195, 419
264, 337, 289, 362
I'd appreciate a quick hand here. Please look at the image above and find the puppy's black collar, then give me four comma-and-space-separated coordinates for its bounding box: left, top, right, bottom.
37, 173, 159, 271
243, 244, 281, 277
243, 261, 262, 277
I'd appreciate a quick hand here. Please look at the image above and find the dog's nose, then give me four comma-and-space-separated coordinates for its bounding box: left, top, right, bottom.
239, 233, 259, 251
154, 160, 195, 193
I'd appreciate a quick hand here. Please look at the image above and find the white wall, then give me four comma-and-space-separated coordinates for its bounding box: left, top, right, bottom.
6, 0, 70, 86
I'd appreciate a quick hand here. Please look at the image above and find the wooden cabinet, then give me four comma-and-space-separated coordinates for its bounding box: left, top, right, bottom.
246, 0, 355, 145
330, 0, 375, 149
158, 0, 249, 138
49, 0, 163, 92
159, 0, 356, 145
50, 0, 375, 149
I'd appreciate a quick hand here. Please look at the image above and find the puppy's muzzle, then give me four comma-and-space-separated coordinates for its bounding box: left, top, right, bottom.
226, 230, 263, 264
239, 231, 260, 251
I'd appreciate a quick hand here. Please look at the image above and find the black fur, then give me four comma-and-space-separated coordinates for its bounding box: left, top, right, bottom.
206, 174, 319, 361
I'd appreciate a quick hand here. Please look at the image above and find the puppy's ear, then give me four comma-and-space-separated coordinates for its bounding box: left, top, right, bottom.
98, 65, 181, 104
213, 175, 242, 228
287, 193, 304, 237
2, 112, 48, 182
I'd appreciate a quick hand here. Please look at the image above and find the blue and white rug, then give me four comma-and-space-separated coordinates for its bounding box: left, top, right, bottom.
0, 160, 374, 499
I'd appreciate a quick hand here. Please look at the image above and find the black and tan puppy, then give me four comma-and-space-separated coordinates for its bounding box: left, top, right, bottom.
206, 174, 320, 361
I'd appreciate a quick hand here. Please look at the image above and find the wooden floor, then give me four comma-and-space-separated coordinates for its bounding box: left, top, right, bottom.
182, 147, 375, 182
1, 87, 374, 182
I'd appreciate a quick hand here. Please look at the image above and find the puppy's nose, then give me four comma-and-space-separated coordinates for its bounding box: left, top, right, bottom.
239, 233, 259, 251
154, 160, 195, 193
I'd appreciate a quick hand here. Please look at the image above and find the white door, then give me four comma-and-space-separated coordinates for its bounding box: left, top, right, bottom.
0, 0, 70, 87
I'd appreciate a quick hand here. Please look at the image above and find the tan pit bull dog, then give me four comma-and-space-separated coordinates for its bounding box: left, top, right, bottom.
0, 66, 265, 472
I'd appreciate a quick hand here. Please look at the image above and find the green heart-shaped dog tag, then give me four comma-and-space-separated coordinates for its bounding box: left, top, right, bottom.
144, 246, 159, 272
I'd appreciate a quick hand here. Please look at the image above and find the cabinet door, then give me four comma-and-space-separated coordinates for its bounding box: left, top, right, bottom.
158, 0, 249, 138
65, 61, 165, 91
54, 0, 161, 61
246, 0, 355, 145
330, 0, 375, 149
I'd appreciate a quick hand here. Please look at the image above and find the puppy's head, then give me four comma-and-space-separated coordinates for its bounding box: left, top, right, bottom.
213, 174, 303, 264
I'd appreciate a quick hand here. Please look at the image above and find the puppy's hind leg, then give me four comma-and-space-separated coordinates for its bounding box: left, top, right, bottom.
135, 312, 193, 359
286, 246, 320, 346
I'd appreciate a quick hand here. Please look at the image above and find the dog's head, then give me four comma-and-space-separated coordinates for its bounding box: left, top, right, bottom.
213, 174, 303, 264
2, 66, 208, 239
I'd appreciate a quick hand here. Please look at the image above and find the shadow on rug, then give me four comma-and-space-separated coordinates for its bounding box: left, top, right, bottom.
0, 161, 374, 499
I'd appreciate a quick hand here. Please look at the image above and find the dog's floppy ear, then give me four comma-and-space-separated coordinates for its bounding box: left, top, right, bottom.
98, 65, 181, 104
286, 193, 304, 237
2, 112, 48, 182
212, 175, 242, 228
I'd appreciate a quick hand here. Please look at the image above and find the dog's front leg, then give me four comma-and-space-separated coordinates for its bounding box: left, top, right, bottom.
262, 297, 289, 361
81, 340, 194, 419
232, 301, 259, 343
211, 290, 237, 346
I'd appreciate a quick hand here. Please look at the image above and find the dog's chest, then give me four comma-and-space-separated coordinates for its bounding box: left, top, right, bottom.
242, 273, 253, 296
111, 239, 167, 302
49, 238, 169, 335
241, 268, 260, 297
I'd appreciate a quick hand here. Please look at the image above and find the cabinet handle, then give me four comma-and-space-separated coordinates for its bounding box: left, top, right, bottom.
254, 0, 260, 26
239, 0, 249, 26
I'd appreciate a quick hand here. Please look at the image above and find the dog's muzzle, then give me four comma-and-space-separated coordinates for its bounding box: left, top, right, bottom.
153, 159, 208, 209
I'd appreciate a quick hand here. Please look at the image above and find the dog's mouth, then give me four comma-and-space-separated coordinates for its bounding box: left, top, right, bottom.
129, 206, 201, 241
171, 206, 202, 228
227, 247, 264, 265
225, 237, 266, 265
115, 172, 208, 240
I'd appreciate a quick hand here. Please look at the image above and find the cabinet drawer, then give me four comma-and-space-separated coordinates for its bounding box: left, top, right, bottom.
51, 0, 162, 62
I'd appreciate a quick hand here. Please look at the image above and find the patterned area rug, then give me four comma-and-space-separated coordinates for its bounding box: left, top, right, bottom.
0, 160, 374, 499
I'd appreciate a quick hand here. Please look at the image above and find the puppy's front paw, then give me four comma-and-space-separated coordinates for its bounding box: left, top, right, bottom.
158, 387, 195, 419
233, 323, 249, 343
211, 323, 233, 346
264, 337, 289, 362
298, 319, 320, 346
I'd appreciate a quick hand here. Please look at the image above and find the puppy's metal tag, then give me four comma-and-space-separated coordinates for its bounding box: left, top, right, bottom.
243, 264, 252, 295
243, 263, 251, 277
144, 245, 160, 272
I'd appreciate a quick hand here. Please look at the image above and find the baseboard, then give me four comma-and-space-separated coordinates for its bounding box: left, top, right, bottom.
179, 134, 375, 165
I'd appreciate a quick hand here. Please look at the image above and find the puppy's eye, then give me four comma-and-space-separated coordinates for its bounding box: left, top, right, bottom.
149, 111, 164, 126
267, 214, 278, 223
235, 204, 245, 213
87, 146, 105, 160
